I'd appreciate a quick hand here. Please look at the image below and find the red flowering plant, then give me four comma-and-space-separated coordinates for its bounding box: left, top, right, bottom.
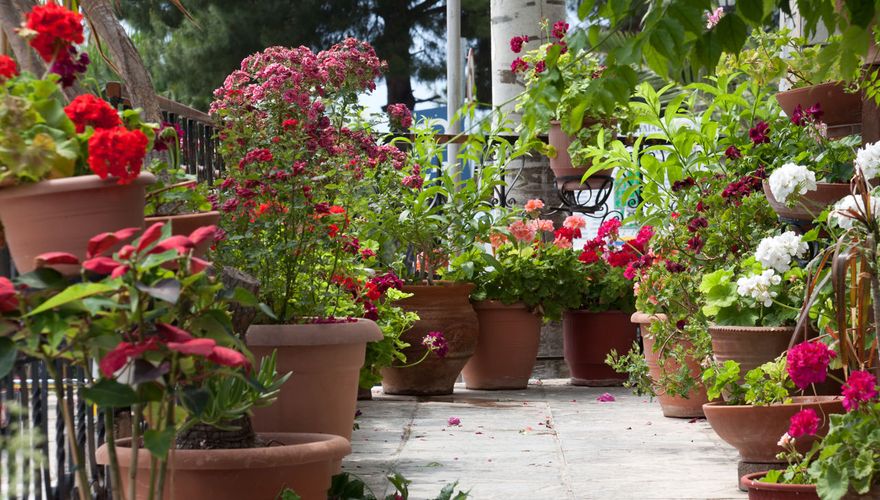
0, 3, 158, 187
0, 221, 282, 500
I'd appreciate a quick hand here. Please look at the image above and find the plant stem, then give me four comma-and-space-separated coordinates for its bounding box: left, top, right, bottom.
46, 362, 90, 500
129, 404, 142, 500
104, 409, 126, 500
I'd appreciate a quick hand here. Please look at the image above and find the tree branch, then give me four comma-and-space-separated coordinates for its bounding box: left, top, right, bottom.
0, 0, 45, 75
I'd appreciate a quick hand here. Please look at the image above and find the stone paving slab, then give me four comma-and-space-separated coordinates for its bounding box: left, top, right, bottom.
343, 380, 747, 500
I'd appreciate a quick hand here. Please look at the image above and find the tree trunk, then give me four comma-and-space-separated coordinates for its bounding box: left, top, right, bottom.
375, 0, 417, 108
78, 0, 161, 122
0, 0, 45, 75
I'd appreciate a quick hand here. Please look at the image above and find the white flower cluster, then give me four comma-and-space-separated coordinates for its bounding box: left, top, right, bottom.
754, 231, 808, 273
829, 195, 880, 230
855, 140, 880, 180
736, 269, 781, 307
768, 163, 817, 205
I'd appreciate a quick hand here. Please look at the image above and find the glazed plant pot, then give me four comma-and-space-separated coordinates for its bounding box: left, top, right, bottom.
548, 120, 614, 192
380, 282, 479, 396
775, 82, 861, 128
703, 396, 844, 463
563, 310, 638, 386
632, 312, 710, 418
96, 433, 350, 500
144, 210, 221, 258
246, 319, 383, 440
461, 301, 541, 390
0, 173, 156, 274
708, 325, 795, 379
740, 472, 819, 500
762, 180, 850, 226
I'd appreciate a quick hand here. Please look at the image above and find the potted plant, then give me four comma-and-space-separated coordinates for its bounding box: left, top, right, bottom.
461, 202, 586, 390
699, 232, 811, 377
356, 111, 511, 396
564, 218, 649, 386
144, 126, 219, 257
211, 40, 400, 439
0, 3, 158, 274
510, 19, 626, 191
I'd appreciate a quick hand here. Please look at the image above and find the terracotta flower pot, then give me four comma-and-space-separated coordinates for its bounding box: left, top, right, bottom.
740, 472, 820, 500
548, 120, 614, 191
708, 325, 795, 379
145, 210, 221, 258
631, 312, 710, 418
246, 319, 383, 440
96, 433, 350, 500
461, 301, 541, 390
762, 180, 850, 225
563, 310, 638, 386
775, 82, 861, 128
703, 396, 844, 463
0, 173, 155, 274
380, 282, 479, 396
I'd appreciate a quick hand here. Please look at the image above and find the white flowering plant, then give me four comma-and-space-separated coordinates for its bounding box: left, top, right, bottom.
768, 163, 817, 206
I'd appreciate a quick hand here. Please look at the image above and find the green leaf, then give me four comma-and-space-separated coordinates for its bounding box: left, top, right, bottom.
714, 14, 748, 54
26, 282, 116, 317
16, 268, 65, 290
143, 427, 176, 459
816, 463, 850, 500
578, 0, 597, 20
82, 379, 139, 408
181, 386, 210, 417
135, 278, 182, 304
0, 338, 17, 378
738, 0, 767, 24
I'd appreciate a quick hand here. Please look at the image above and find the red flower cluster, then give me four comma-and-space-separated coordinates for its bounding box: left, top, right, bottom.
671, 177, 695, 192
551, 21, 569, 39
509, 35, 529, 53
511, 57, 528, 73
0, 277, 18, 312
87, 127, 148, 184
787, 408, 819, 438
579, 219, 654, 280
748, 121, 770, 145
0, 55, 18, 80
724, 145, 742, 159
786, 341, 836, 390
422, 331, 448, 358
721, 166, 766, 205
25, 2, 83, 62
238, 148, 274, 169
842, 370, 877, 412
387, 103, 413, 129
791, 102, 823, 126
64, 94, 121, 133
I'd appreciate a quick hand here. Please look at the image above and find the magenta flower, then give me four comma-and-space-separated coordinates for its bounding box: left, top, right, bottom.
791, 104, 806, 126
842, 370, 878, 412
551, 21, 569, 39
510, 57, 528, 73
387, 103, 413, 129
725, 145, 742, 159
534, 60, 546, 73
806, 102, 824, 121
596, 393, 615, 402
447, 416, 461, 426
422, 331, 449, 358
786, 341, 836, 390
509, 35, 528, 53
749, 121, 770, 145
788, 408, 819, 438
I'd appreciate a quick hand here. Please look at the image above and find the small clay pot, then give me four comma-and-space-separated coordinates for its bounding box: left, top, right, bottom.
96, 433, 350, 500
547, 121, 614, 191
246, 319, 383, 440
775, 82, 861, 127
708, 325, 795, 380
762, 181, 850, 225
563, 310, 638, 386
461, 300, 541, 390
380, 282, 479, 396
0, 173, 155, 274
144, 210, 221, 258
740, 472, 820, 500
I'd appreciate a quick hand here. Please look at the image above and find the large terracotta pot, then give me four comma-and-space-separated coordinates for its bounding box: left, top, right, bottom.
762, 180, 850, 225
246, 319, 383, 440
548, 120, 614, 191
96, 433, 350, 500
145, 210, 221, 258
0, 173, 155, 274
632, 312, 710, 418
741, 472, 820, 500
563, 310, 638, 386
703, 396, 844, 463
775, 82, 861, 128
708, 325, 794, 378
380, 282, 479, 396
461, 301, 541, 390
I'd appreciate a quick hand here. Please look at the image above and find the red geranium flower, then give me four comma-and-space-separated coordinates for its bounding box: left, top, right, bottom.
64, 94, 121, 133
788, 408, 819, 438
786, 341, 836, 390
0, 55, 18, 80
87, 127, 148, 184
842, 370, 878, 412
0, 277, 18, 313
25, 2, 84, 63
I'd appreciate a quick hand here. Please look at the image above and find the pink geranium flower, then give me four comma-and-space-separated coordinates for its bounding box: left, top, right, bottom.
508, 219, 537, 242
563, 215, 587, 230
786, 341, 836, 390
842, 370, 878, 412
788, 409, 819, 438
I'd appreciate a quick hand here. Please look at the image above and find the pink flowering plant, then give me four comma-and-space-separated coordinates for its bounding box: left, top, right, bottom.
0, 222, 277, 499
468, 202, 586, 321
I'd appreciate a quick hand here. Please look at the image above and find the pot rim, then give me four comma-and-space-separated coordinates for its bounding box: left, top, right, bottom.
96, 432, 351, 470
246, 318, 383, 346
630, 311, 668, 324
471, 299, 532, 311
740, 471, 817, 492
708, 324, 796, 333
775, 81, 852, 96
703, 395, 843, 411
145, 210, 221, 221
0, 172, 156, 201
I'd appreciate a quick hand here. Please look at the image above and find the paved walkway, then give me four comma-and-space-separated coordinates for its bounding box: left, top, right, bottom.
343, 381, 746, 500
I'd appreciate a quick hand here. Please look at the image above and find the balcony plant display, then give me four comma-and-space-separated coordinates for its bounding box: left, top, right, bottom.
0, 3, 158, 273
355, 111, 511, 396
511, 19, 629, 191
461, 202, 587, 390
211, 40, 413, 438
699, 233, 809, 377
144, 125, 219, 257
565, 218, 649, 386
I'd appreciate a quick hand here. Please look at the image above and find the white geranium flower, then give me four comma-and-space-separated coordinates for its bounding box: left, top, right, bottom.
829, 195, 880, 230
768, 163, 817, 205
736, 269, 782, 307
754, 231, 808, 273
855, 140, 880, 180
